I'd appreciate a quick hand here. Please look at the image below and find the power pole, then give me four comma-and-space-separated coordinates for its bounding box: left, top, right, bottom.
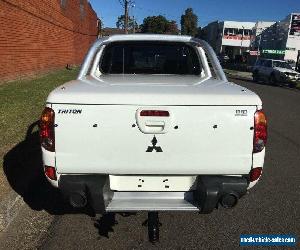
124, 0, 129, 34
240, 26, 244, 55
119, 0, 134, 34
256, 34, 262, 62
133, 16, 135, 33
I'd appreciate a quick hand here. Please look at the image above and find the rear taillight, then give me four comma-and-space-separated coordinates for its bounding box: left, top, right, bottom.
249, 167, 262, 182
44, 165, 57, 180
253, 110, 267, 153
140, 110, 170, 117
39, 107, 55, 151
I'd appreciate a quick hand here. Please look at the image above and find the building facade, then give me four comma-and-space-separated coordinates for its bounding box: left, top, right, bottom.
202, 21, 256, 59
251, 13, 300, 63
0, 0, 99, 81
251, 21, 276, 49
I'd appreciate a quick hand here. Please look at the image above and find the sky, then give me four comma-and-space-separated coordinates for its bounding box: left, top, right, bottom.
89, 0, 300, 28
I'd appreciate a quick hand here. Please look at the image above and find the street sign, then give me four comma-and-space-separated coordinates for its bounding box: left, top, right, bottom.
262, 50, 286, 55
250, 51, 260, 56
290, 14, 300, 36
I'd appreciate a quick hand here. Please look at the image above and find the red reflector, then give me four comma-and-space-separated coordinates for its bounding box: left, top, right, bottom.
253, 110, 267, 153
44, 166, 57, 180
140, 110, 170, 117
249, 167, 262, 182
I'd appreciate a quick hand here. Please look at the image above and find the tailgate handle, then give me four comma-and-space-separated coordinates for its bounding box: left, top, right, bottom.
145, 121, 165, 132
136, 108, 170, 134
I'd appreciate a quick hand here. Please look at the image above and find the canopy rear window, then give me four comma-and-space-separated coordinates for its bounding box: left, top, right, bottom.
100, 41, 201, 75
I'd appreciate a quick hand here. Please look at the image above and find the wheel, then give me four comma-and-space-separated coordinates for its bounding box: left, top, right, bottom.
252, 71, 259, 82
269, 74, 277, 85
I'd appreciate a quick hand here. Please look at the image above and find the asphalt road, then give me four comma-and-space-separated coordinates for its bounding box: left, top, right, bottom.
0, 77, 299, 250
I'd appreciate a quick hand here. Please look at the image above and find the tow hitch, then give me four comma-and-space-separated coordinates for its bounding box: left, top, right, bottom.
147, 212, 161, 243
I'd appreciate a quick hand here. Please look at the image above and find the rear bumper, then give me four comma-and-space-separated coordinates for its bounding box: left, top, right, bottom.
59, 175, 249, 214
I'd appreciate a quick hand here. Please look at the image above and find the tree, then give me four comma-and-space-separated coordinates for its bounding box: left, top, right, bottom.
166, 21, 179, 35
181, 8, 198, 36
118, 0, 135, 34
141, 15, 179, 34
97, 18, 103, 38
116, 15, 138, 31
196, 27, 202, 38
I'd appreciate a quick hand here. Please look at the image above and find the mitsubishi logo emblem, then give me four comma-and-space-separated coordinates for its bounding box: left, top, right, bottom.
146, 136, 163, 152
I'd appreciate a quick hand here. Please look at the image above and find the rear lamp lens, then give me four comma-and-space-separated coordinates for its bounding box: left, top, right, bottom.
44, 166, 57, 180
249, 167, 262, 182
253, 110, 267, 153
39, 107, 55, 151
140, 110, 170, 117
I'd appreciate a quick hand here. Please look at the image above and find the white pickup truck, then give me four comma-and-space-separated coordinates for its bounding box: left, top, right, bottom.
40, 35, 267, 241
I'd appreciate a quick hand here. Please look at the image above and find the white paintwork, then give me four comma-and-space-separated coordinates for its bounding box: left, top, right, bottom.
41, 35, 266, 194
47, 76, 261, 106
135, 107, 172, 134
53, 104, 257, 175
105, 34, 193, 42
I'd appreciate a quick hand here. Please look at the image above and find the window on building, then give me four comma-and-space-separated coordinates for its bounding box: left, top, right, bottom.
60, 0, 67, 9
80, 0, 85, 19
243, 29, 252, 36
224, 28, 235, 36
237, 29, 243, 35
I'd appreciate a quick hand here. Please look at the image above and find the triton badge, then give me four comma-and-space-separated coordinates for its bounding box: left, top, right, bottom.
146, 136, 163, 152
58, 109, 82, 114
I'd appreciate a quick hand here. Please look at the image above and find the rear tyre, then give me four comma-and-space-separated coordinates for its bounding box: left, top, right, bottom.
252, 71, 259, 82
269, 74, 277, 86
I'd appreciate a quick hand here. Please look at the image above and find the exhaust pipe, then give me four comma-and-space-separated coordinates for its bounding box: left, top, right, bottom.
69, 191, 87, 208
219, 193, 238, 208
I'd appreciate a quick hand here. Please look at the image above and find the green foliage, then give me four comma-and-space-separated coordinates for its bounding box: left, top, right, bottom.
181, 8, 198, 36
140, 15, 179, 34
196, 27, 202, 38
0, 69, 78, 167
116, 15, 138, 30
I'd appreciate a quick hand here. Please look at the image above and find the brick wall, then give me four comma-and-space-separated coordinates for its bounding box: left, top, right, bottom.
0, 0, 98, 81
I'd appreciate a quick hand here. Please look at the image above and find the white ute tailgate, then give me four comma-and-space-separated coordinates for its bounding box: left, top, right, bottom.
53, 104, 256, 175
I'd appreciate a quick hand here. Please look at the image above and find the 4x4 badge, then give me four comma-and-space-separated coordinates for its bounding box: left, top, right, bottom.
146, 136, 163, 152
